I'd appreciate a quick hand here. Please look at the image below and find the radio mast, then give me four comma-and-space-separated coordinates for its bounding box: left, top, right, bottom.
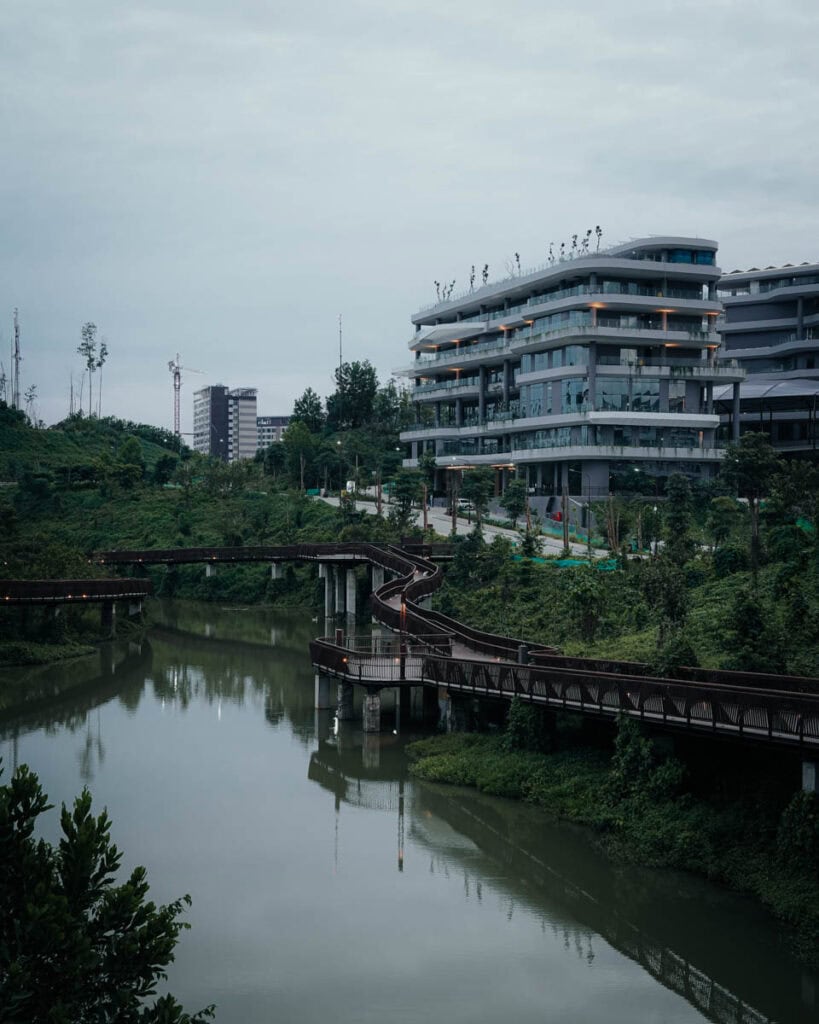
12, 309, 21, 410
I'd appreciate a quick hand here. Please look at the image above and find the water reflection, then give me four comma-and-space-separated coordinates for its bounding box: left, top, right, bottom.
1, 601, 816, 1024
309, 732, 816, 1024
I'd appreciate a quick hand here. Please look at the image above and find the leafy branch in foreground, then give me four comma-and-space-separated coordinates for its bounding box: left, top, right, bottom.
0, 761, 214, 1023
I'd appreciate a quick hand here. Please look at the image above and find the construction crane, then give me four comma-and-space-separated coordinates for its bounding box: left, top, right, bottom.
167, 354, 205, 438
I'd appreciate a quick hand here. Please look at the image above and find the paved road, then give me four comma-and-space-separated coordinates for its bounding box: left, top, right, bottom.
318, 493, 588, 556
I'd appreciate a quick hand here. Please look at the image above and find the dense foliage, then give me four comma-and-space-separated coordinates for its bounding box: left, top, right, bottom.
0, 761, 213, 1021
409, 709, 819, 962
435, 437, 819, 676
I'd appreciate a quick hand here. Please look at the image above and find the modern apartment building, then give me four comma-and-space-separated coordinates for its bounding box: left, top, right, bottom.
256, 415, 290, 450
227, 388, 258, 462
398, 237, 745, 497
192, 385, 229, 460
193, 385, 258, 461
715, 262, 819, 454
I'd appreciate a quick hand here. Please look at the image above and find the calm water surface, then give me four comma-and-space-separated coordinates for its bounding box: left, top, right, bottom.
1, 601, 817, 1024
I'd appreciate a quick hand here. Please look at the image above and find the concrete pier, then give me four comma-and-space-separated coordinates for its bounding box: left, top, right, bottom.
323, 567, 335, 616
271, 563, 283, 580
337, 681, 355, 720
314, 672, 334, 710
802, 760, 818, 793
334, 567, 345, 614
363, 689, 381, 733
205, 563, 215, 578
345, 569, 356, 618
371, 564, 385, 592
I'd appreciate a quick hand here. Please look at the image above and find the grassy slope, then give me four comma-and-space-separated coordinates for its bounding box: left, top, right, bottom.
0, 410, 175, 479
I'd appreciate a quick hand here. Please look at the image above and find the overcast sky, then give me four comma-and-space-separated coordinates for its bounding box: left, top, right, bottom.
1, 0, 817, 430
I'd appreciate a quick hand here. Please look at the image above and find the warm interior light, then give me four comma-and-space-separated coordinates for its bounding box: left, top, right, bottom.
589, 302, 606, 309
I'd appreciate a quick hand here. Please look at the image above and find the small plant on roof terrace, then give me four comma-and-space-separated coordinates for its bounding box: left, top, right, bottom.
581, 229, 592, 255
482, 264, 489, 285
469, 265, 476, 291
595, 225, 603, 251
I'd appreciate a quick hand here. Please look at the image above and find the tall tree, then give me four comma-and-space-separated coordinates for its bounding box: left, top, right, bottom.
326, 360, 378, 430
499, 478, 527, 528
0, 763, 213, 1022
281, 420, 318, 490
95, 338, 109, 418
77, 322, 98, 418
388, 469, 422, 535
722, 432, 782, 576
460, 467, 495, 531
291, 387, 325, 434
664, 473, 695, 565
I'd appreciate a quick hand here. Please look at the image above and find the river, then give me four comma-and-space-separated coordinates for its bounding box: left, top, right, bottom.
1, 601, 816, 1024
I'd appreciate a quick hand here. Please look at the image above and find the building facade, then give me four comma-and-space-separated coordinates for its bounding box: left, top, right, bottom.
192, 385, 229, 460
716, 263, 819, 454
398, 237, 744, 497
256, 415, 290, 450
193, 385, 258, 461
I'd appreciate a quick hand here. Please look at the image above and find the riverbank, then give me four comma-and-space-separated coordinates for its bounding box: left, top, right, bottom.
0, 640, 96, 667
407, 713, 819, 964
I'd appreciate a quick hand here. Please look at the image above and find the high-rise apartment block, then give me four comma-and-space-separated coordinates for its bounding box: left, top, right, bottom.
193, 385, 258, 462
716, 263, 819, 454
398, 237, 745, 497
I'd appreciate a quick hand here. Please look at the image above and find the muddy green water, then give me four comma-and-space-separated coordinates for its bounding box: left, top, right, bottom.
1, 601, 816, 1023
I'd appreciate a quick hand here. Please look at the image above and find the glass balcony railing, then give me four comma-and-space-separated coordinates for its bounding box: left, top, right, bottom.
413, 377, 479, 395
456, 284, 709, 324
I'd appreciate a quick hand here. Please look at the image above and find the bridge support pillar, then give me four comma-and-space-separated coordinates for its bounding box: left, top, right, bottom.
422, 683, 439, 721
323, 568, 335, 616
371, 565, 384, 593
363, 689, 381, 733
314, 672, 334, 710
100, 600, 116, 639
205, 563, 215, 578
346, 569, 356, 618
271, 563, 283, 580
334, 567, 345, 614
337, 682, 355, 720
802, 760, 819, 794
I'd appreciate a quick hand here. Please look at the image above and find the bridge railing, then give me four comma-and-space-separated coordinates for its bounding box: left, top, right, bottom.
528, 650, 819, 694
419, 655, 819, 747
0, 578, 152, 603
308, 640, 819, 747
94, 541, 818, 701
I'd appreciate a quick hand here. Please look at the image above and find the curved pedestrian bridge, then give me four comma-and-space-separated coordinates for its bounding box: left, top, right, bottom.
86, 542, 819, 754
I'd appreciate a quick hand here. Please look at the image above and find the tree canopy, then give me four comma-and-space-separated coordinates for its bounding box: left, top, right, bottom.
0, 762, 213, 1023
